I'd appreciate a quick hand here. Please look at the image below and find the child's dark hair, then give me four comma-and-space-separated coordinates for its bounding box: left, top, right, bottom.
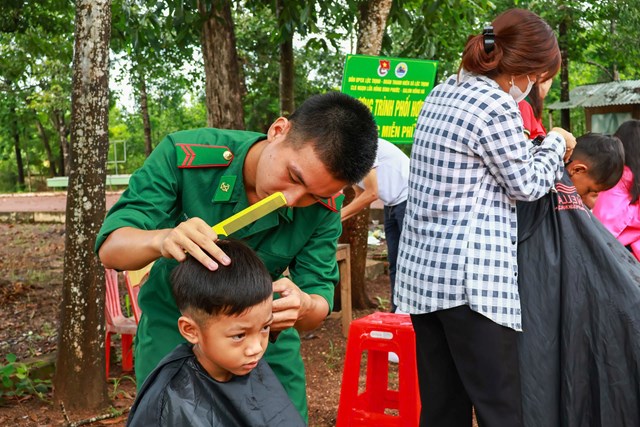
572, 133, 625, 190
170, 239, 272, 320
287, 92, 378, 185
614, 120, 640, 203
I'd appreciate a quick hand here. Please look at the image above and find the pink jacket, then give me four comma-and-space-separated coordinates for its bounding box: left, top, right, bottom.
593, 166, 640, 261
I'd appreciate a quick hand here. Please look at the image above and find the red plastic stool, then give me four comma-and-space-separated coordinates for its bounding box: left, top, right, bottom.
337, 312, 421, 426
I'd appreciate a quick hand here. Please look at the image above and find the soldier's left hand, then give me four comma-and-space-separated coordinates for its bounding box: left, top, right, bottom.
271, 278, 312, 331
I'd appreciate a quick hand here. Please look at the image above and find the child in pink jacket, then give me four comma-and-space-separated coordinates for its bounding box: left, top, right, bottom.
593, 119, 640, 261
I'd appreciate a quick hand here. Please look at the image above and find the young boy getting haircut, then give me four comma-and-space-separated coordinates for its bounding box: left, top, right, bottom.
565, 132, 625, 208
516, 132, 629, 426
126, 239, 304, 427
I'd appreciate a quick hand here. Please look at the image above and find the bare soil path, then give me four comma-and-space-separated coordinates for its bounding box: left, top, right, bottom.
0, 192, 123, 212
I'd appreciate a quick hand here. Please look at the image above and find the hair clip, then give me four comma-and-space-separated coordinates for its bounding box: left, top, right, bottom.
483, 25, 495, 54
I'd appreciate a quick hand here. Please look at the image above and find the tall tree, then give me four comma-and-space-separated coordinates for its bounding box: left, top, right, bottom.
138, 74, 153, 156
384, 0, 494, 79
558, 11, 571, 130
234, 1, 346, 132
198, 0, 244, 128
247, 0, 349, 118
53, 0, 111, 411
276, 0, 295, 116
0, 4, 30, 189
0, 0, 75, 180
111, 0, 199, 158
340, 0, 392, 310
356, 0, 392, 55
34, 116, 58, 176
111, 0, 158, 157
51, 109, 71, 174
8, 92, 25, 189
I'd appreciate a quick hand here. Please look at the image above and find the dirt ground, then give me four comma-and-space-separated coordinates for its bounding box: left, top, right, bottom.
0, 222, 396, 426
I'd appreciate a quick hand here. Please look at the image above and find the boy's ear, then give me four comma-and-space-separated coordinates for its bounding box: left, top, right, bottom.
567, 161, 588, 177
178, 315, 201, 345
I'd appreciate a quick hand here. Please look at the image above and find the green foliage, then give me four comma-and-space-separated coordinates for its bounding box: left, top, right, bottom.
382, 0, 640, 134
235, 1, 347, 131
374, 295, 390, 312
0, 0, 74, 187
109, 374, 136, 400
1, 1, 639, 193
107, 101, 208, 173
111, 0, 201, 105
384, 0, 497, 81
0, 354, 51, 404
0, 162, 18, 192
323, 339, 342, 370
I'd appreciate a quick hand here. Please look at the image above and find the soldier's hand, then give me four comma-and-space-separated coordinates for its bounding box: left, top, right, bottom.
271, 278, 312, 331
158, 217, 231, 270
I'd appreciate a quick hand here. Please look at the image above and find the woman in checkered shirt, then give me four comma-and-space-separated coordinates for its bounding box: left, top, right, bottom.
395, 8, 576, 427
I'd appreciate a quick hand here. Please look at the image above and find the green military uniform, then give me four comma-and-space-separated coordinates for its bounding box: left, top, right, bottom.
95, 128, 341, 421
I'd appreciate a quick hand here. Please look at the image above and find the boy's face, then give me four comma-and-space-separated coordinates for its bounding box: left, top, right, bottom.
180, 298, 273, 382
581, 191, 600, 210
254, 118, 347, 207
568, 161, 607, 209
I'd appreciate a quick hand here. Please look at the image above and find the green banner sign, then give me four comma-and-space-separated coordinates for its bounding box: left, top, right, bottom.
341, 54, 438, 144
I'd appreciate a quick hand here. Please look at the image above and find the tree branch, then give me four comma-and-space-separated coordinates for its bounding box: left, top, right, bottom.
60, 401, 130, 427
584, 60, 615, 81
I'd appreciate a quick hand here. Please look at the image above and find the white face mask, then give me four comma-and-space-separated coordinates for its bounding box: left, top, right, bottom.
509, 75, 534, 103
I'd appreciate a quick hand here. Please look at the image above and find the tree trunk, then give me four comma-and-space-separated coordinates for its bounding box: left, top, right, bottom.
277, 0, 294, 116
278, 37, 294, 116
611, 19, 619, 81
338, 187, 374, 309
339, 0, 392, 310
10, 102, 25, 189
52, 109, 70, 176
35, 118, 58, 177
139, 73, 153, 157
559, 16, 571, 131
198, 0, 244, 129
53, 0, 111, 412
356, 0, 392, 56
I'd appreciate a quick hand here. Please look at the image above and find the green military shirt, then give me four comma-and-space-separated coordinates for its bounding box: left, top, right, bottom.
95, 128, 341, 421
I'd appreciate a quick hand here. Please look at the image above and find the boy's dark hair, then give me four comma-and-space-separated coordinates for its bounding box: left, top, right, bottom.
287, 92, 378, 185
614, 119, 640, 203
170, 239, 272, 320
572, 133, 625, 190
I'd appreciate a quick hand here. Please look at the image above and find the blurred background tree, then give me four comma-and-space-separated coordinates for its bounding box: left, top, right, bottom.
2, 0, 639, 192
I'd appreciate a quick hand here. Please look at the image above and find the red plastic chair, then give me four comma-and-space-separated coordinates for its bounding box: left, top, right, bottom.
104, 268, 136, 378
123, 262, 153, 325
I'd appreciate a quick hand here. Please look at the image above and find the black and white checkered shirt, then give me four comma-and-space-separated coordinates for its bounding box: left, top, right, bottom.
395, 73, 565, 330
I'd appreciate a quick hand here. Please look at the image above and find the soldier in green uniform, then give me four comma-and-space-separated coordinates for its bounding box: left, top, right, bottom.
96, 92, 378, 421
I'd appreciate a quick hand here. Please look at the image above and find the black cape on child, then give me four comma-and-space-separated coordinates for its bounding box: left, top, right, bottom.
126, 343, 305, 427
517, 172, 640, 427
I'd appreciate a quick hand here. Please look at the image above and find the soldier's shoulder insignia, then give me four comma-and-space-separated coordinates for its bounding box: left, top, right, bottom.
317, 192, 345, 212
176, 143, 234, 168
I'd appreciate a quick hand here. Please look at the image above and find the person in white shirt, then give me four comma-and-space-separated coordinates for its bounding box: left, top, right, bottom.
341, 138, 410, 312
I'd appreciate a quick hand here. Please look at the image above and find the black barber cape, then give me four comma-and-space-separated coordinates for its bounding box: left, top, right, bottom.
126, 343, 305, 427
517, 172, 640, 427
